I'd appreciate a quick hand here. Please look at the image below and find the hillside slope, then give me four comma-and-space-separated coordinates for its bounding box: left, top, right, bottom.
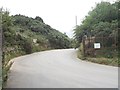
2, 11, 71, 86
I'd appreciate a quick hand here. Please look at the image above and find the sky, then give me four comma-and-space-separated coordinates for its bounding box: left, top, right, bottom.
0, 0, 116, 38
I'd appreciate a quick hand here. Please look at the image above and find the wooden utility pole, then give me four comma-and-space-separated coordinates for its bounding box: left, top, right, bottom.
75, 16, 77, 26
0, 9, 2, 90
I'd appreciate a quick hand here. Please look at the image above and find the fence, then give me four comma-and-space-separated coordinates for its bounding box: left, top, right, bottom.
82, 36, 118, 58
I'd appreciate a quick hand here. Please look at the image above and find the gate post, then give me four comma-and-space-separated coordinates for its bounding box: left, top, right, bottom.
82, 36, 86, 57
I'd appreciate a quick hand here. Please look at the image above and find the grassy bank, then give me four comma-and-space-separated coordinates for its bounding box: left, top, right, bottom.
2, 49, 25, 87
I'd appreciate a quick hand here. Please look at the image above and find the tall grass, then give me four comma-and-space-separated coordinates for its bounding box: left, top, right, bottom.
2, 50, 25, 87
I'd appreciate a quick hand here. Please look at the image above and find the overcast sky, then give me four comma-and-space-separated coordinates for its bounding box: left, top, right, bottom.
0, 0, 115, 38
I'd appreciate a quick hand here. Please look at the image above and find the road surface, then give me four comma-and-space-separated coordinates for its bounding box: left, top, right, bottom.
6, 49, 118, 88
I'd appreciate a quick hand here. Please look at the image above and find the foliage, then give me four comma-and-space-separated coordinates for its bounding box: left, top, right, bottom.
74, 1, 118, 44
82, 57, 118, 67
12, 14, 71, 49
22, 38, 33, 54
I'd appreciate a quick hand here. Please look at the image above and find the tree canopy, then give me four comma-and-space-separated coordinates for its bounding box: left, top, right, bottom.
74, 1, 118, 45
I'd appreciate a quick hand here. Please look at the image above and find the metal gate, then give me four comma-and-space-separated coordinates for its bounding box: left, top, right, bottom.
82, 36, 118, 57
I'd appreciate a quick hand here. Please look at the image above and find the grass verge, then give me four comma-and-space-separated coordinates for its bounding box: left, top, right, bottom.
77, 47, 118, 67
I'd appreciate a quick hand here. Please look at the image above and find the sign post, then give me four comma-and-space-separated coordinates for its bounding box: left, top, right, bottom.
94, 43, 101, 57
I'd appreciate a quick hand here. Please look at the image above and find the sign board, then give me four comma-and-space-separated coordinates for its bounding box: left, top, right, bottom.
94, 43, 101, 49
33, 39, 37, 43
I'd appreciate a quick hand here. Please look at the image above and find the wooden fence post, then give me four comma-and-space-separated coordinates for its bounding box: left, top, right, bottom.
82, 36, 86, 57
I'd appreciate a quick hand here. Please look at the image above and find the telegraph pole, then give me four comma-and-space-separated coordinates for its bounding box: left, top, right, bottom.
75, 16, 77, 27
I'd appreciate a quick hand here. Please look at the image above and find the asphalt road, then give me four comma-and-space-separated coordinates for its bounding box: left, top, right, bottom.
6, 49, 118, 88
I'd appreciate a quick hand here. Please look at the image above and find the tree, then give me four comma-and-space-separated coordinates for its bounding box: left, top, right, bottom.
74, 1, 118, 44
35, 16, 44, 23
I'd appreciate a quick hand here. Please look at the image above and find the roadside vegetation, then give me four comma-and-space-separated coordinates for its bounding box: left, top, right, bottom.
1, 9, 72, 87
78, 46, 118, 66
73, 1, 119, 67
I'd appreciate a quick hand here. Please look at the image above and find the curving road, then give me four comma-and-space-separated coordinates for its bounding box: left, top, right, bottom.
6, 49, 118, 88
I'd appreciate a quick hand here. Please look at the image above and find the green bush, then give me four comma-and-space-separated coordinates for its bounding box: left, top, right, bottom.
77, 43, 86, 60
22, 39, 33, 54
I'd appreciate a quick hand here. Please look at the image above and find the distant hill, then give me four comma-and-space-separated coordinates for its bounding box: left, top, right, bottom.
12, 15, 71, 49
